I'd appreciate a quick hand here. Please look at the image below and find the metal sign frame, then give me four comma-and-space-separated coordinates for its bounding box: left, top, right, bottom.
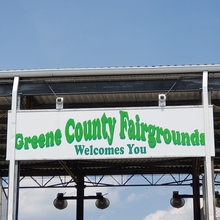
6, 71, 216, 220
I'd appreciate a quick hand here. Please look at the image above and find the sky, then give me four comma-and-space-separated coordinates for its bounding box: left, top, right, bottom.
0, 0, 220, 70
1, 0, 220, 219
2, 175, 196, 220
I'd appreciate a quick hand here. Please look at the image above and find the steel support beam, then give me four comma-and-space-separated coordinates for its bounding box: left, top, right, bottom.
76, 175, 84, 220
202, 71, 215, 219
192, 158, 201, 219
0, 178, 2, 220
7, 77, 19, 220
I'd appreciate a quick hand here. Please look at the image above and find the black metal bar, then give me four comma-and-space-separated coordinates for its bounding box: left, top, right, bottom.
76, 174, 84, 220
192, 158, 201, 220
58, 195, 102, 200
174, 194, 202, 198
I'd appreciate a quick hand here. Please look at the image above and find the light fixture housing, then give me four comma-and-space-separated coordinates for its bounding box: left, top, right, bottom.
53, 193, 68, 210
95, 192, 110, 209
170, 191, 185, 208
56, 97, 64, 110
158, 94, 166, 107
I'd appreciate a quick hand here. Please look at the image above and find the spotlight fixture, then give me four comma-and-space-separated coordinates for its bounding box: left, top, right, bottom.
56, 97, 64, 110
170, 191, 185, 208
95, 192, 110, 209
158, 94, 166, 108
170, 190, 220, 210
53, 193, 68, 210
53, 192, 110, 210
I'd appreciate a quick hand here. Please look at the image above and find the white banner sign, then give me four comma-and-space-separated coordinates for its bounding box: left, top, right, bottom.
7, 106, 215, 160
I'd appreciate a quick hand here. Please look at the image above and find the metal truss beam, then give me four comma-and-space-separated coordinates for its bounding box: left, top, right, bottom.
3, 173, 219, 189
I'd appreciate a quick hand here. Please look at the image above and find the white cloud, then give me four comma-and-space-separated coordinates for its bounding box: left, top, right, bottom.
126, 192, 138, 202
143, 199, 193, 220
126, 190, 149, 203
18, 187, 76, 220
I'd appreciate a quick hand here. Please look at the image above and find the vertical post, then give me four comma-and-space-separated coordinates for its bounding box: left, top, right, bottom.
202, 176, 207, 219
14, 163, 20, 220
14, 95, 21, 220
7, 77, 19, 220
76, 174, 84, 220
202, 71, 215, 219
192, 158, 201, 219
0, 178, 2, 220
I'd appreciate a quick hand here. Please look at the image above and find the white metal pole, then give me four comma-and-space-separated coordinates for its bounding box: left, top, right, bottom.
14, 95, 21, 220
203, 71, 215, 219
7, 76, 19, 220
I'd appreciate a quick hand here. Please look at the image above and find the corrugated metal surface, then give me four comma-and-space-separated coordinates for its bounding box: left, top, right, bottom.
33, 91, 201, 105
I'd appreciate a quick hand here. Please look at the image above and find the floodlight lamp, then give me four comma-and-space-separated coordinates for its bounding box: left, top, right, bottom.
56, 97, 63, 110
158, 94, 166, 107
95, 192, 110, 209
53, 193, 68, 210
170, 191, 185, 208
